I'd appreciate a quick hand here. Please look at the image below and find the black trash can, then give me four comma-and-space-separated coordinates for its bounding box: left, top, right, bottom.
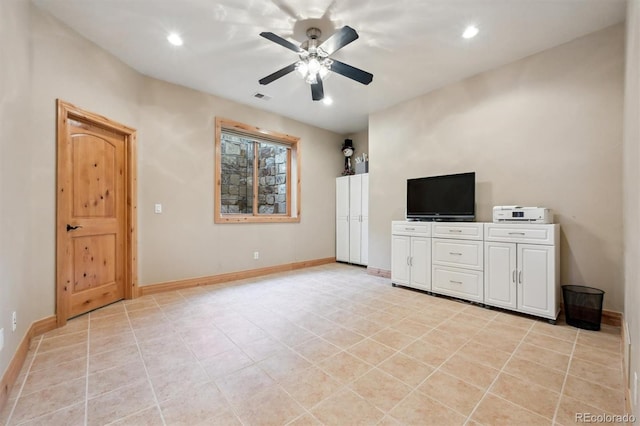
562, 285, 604, 331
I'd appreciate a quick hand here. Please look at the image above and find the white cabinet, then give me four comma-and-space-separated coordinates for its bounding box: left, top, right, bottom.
484, 224, 560, 320
431, 223, 484, 303
391, 222, 431, 291
336, 177, 350, 262
432, 222, 484, 240
389, 220, 561, 322
336, 174, 369, 265
484, 242, 517, 310
432, 265, 484, 302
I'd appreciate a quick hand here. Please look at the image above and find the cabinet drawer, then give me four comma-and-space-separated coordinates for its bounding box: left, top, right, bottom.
432, 266, 484, 303
432, 238, 483, 270
392, 221, 431, 236
432, 223, 483, 240
484, 223, 557, 244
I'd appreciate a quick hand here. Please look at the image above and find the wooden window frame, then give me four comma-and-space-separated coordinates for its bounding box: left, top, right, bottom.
214, 117, 301, 223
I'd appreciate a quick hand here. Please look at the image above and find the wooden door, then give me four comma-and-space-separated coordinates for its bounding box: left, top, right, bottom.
57, 101, 137, 324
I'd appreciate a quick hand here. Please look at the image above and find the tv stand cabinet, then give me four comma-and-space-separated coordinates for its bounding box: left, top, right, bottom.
391, 221, 560, 321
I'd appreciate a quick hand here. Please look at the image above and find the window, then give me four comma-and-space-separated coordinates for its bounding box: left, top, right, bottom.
214, 117, 301, 223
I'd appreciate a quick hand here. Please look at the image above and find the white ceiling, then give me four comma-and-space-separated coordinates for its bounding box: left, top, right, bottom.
32, 0, 626, 134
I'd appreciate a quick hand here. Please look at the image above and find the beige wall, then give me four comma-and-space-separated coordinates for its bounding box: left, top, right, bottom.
0, 0, 342, 380
369, 25, 625, 311
345, 129, 369, 158
1, 0, 34, 378
1, 0, 141, 378
137, 78, 342, 284
623, 0, 640, 415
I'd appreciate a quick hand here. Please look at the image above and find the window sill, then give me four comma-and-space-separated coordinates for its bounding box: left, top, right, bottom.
214, 215, 301, 224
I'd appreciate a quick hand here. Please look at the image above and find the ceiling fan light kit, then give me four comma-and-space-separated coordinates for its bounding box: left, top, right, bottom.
259, 25, 373, 102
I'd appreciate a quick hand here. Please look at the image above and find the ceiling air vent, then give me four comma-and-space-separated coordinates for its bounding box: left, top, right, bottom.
253, 92, 271, 101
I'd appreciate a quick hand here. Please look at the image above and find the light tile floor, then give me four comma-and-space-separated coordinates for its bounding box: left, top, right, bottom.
0, 264, 627, 425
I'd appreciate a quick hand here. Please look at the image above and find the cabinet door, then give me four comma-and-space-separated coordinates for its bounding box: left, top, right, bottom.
517, 244, 555, 318
391, 235, 411, 286
484, 242, 517, 310
409, 236, 431, 291
336, 177, 350, 262
349, 175, 362, 263
360, 174, 369, 265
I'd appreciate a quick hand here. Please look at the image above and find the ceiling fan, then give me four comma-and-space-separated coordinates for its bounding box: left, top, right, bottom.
258, 26, 373, 101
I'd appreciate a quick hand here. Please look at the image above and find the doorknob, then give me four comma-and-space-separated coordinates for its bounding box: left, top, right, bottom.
66, 224, 82, 232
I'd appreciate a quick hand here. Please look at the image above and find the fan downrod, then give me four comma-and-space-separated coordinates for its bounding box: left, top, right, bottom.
306, 27, 322, 39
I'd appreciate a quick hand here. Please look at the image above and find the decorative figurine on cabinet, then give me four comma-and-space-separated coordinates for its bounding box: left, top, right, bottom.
341, 139, 355, 175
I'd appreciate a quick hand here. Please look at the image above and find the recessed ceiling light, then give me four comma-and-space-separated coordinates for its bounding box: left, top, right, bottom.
462, 26, 479, 39
323, 96, 333, 106
167, 33, 183, 46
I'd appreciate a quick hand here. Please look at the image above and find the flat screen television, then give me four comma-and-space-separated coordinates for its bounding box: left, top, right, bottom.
406, 172, 475, 221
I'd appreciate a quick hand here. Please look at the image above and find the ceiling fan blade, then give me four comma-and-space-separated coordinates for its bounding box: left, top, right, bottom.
260, 32, 303, 53
330, 60, 373, 85
318, 26, 359, 56
259, 62, 297, 85
311, 76, 324, 101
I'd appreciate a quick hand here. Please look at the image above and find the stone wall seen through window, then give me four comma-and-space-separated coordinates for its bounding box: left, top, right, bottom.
221, 133, 288, 215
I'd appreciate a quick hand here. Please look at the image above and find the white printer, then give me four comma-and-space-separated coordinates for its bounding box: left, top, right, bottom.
493, 206, 553, 224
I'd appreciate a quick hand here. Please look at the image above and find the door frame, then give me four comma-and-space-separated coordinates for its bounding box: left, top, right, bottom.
56, 99, 138, 327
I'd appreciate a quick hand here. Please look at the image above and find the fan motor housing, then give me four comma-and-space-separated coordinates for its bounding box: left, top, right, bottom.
301, 28, 323, 53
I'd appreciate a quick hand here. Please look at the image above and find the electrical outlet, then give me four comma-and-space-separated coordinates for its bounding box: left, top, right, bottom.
12, 311, 17, 332
0, 328, 4, 352
154, 203, 162, 214
253, 251, 259, 260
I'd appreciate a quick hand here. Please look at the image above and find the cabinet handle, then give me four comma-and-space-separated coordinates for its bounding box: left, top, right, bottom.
449, 280, 463, 284
449, 229, 463, 233
449, 252, 463, 256
512, 270, 516, 283
409, 257, 413, 266
405, 227, 415, 231
508, 232, 526, 235
518, 271, 523, 284
407, 257, 410, 266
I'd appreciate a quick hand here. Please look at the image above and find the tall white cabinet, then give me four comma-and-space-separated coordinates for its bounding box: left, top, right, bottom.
336, 174, 369, 265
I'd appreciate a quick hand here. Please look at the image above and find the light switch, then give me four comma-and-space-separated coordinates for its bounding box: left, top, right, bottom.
154, 204, 162, 214
0, 328, 4, 352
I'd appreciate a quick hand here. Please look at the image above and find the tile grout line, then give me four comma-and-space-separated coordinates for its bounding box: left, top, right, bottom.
228, 301, 343, 424
153, 294, 250, 426
381, 307, 502, 424
551, 328, 578, 425
465, 319, 551, 424
322, 305, 486, 425
211, 282, 409, 423
123, 301, 167, 426
4, 334, 44, 425
3, 266, 624, 425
